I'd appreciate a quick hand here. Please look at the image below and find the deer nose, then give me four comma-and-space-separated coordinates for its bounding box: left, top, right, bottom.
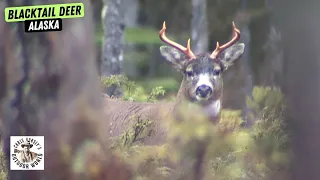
196, 85, 213, 98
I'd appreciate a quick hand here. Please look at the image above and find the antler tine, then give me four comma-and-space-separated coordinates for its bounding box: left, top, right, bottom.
159, 21, 196, 59
210, 21, 241, 59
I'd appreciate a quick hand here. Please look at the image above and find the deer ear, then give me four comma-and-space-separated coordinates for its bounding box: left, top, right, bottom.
160, 46, 189, 71
219, 43, 245, 70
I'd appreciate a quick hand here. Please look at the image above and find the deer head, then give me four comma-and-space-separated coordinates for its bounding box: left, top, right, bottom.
159, 21, 245, 108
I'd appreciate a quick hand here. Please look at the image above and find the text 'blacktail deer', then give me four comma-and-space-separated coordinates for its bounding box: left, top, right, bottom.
105, 21, 245, 145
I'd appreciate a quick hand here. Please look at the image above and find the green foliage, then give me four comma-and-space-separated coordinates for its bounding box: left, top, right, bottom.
107, 85, 291, 180
248, 87, 291, 175
248, 86, 289, 150
147, 86, 165, 102
110, 114, 171, 179
118, 144, 171, 180
111, 116, 154, 149
0, 77, 291, 180
137, 77, 180, 95
0, 81, 291, 180
101, 75, 166, 102
99, 75, 290, 179
95, 27, 178, 46
125, 27, 166, 45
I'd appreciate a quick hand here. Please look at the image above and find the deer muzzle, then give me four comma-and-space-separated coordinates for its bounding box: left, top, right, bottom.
196, 84, 213, 99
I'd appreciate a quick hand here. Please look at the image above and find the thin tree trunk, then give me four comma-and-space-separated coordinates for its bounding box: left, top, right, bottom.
239, 25, 253, 126
234, 9, 253, 126
101, 0, 125, 97
123, 0, 140, 78
260, 0, 284, 87
123, 0, 138, 28
191, 0, 208, 54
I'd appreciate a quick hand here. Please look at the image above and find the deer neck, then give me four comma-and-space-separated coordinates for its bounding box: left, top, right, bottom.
173, 80, 222, 123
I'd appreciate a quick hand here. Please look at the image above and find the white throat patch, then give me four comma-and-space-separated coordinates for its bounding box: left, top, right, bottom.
187, 99, 221, 118
203, 100, 221, 117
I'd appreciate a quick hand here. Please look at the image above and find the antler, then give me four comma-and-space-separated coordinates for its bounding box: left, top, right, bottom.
159, 21, 196, 60
210, 21, 240, 59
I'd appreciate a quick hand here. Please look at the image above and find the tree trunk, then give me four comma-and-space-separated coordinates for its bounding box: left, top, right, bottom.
123, 0, 138, 28
260, 0, 284, 87
223, 10, 253, 123
272, 0, 320, 179
191, 0, 208, 54
123, 0, 140, 78
235, 1, 254, 126
0, 1, 132, 179
239, 25, 253, 126
101, 0, 125, 97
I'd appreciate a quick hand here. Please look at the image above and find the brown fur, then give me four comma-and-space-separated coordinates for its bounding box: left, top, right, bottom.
103, 79, 217, 145
104, 94, 175, 145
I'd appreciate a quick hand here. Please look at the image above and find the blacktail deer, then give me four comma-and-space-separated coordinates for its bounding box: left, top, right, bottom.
105, 21, 245, 145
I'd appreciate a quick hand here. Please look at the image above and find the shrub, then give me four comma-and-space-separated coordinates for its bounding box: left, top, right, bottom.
0, 77, 290, 180
101, 75, 291, 180
101, 75, 166, 102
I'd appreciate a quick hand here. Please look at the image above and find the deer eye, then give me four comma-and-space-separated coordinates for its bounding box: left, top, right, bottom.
213, 69, 221, 75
